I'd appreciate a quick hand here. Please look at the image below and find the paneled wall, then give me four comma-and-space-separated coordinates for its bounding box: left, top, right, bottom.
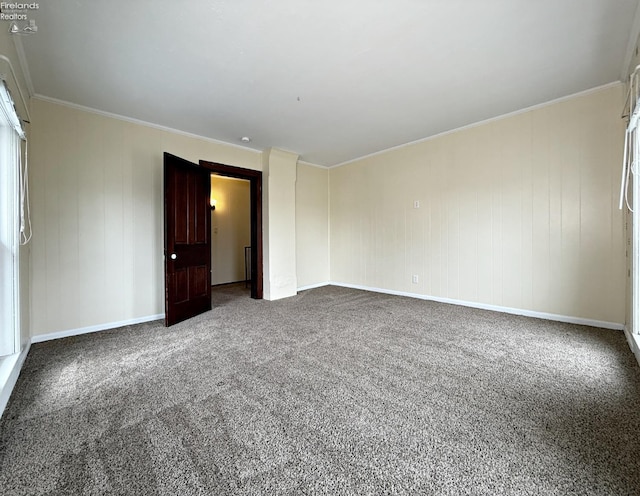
29, 84, 625, 335
296, 163, 329, 288
330, 84, 626, 325
29, 98, 261, 337
29, 97, 332, 337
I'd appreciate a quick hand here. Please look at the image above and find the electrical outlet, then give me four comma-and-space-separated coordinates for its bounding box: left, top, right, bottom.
412, 275, 419, 284
213, 227, 219, 234
414, 200, 420, 209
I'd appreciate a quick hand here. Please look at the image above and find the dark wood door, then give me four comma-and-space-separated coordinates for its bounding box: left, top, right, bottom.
164, 152, 211, 326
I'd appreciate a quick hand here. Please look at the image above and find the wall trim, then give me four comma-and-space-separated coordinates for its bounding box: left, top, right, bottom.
4, 314, 162, 417
32, 95, 262, 157
331, 81, 623, 169
1, 287, 633, 419
297, 282, 330, 292
298, 160, 328, 170
330, 282, 625, 331
624, 326, 640, 367
0, 343, 30, 419
31, 314, 165, 344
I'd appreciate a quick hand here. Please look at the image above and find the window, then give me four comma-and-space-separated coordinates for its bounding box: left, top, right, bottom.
0, 82, 25, 357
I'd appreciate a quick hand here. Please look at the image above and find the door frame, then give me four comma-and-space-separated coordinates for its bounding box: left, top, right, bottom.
200, 160, 263, 299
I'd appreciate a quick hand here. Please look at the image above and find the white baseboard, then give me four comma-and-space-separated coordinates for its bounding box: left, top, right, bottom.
329, 282, 625, 331
0, 286, 632, 419
624, 326, 640, 366
0, 343, 30, 419
31, 314, 165, 344
297, 281, 330, 292
2, 314, 163, 418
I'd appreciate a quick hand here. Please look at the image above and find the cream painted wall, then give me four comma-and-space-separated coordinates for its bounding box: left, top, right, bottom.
29, 98, 261, 337
296, 163, 329, 288
210, 175, 251, 285
330, 84, 626, 325
28, 77, 624, 335
262, 148, 299, 300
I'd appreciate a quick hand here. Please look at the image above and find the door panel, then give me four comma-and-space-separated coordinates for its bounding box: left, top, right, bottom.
192, 174, 208, 243
174, 171, 188, 243
174, 269, 189, 303
190, 265, 209, 297
164, 153, 211, 326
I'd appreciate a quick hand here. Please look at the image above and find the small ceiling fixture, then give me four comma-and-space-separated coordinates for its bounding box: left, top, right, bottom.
240, 136, 251, 143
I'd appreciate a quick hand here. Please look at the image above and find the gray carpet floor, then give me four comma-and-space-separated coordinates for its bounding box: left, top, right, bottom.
1, 284, 640, 495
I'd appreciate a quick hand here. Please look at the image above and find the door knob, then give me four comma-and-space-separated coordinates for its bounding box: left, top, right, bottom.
171, 253, 177, 260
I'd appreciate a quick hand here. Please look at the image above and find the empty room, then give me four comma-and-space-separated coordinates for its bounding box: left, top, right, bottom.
2, 1, 640, 494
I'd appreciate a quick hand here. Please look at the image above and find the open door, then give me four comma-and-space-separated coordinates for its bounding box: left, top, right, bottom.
164, 153, 211, 326
200, 160, 263, 299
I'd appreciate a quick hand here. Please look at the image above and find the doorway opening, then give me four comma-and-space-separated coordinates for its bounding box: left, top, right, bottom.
210, 174, 251, 301
200, 160, 263, 300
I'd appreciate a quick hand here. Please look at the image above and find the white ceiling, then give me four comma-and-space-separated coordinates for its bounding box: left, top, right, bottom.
16, 0, 640, 166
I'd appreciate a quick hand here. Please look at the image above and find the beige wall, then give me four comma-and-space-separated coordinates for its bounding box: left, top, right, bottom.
262, 148, 299, 300
210, 175, 251, 285
28, 79, 626, 335
330, 84, 626, 325
296, 163, 329, 288
29, 98, 261, 337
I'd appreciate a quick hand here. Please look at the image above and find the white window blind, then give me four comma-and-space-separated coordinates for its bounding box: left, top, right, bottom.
0, 81, 25, 357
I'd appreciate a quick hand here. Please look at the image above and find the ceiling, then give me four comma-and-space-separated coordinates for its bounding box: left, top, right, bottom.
14, 0, 640, 166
